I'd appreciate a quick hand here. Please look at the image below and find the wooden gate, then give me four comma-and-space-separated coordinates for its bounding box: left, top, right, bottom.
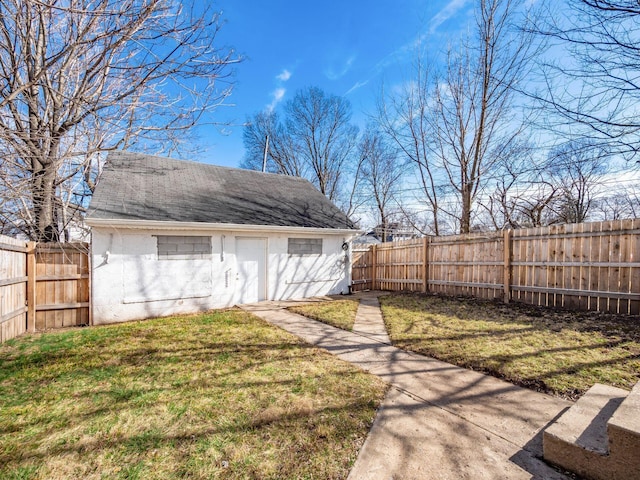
0, 238, 90, 343
351, 246, 374, 292
33, 243, 90, 329
0, 235, 29, 342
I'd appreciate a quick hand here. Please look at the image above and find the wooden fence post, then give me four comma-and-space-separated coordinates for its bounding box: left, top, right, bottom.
503, 230, 512, 304
371, 244, 377, 291
26, 242, 37, 332
88, 242, 93, 326
423, 236, 429, 293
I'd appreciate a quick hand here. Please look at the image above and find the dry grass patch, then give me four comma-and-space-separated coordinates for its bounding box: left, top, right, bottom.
381, 293, 640, 399
0, 309, 386, 480
288, 299, 360, 331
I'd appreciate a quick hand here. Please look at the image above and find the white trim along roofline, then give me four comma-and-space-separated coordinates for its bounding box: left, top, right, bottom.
86, 218, 362, 236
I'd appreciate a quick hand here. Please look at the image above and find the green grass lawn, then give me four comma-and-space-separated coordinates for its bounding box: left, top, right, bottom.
0, 309, 386, 480
380, 293, 640, 399
288, 299, 360, 331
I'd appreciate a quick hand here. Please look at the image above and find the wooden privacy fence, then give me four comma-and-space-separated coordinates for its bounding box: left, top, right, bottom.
0, 235, 90, 343
352, 219, 640, 315
0, 236, 29, 342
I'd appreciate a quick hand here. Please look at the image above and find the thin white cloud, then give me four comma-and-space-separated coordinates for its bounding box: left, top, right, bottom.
267, 87, 286, 112
325, 55, 356, 81
345, 79, 370, 96
276, 69, 291, 82
272, 87, 285, 102
345, 0, 470, 96
428, 0, 468, 34
265, 68, 292, 111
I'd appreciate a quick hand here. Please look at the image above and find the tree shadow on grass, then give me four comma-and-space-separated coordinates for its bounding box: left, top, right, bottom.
0, 314, 386, 479
1, 381, 383, 479
383, 292, 640, 340
380, 292, 640, 398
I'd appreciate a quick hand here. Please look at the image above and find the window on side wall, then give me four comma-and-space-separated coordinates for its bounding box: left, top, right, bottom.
288, 238, 322, 256
156, 235, 212, 260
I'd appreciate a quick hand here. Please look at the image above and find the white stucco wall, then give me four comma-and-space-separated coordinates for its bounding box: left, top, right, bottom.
91, 227, 353, 324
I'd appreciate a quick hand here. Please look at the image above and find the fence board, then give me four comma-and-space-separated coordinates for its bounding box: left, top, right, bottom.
353, 219, 640, 315
429, 233, 503, 299
379, 239, 423, 292
619, 219, 632, 314
0, 235, 28, 343
34, 243, 90, 330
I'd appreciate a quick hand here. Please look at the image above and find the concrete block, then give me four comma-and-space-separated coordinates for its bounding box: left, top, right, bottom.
607, 382, 640, 479
609, 381, 640, 435
543, 383, 628, 480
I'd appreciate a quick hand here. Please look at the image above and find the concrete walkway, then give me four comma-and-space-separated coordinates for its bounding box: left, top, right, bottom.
241, 292, 573, 480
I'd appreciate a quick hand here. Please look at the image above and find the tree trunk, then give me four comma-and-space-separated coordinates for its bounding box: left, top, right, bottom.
32, 163, 59, 242
461, 185, 472, 234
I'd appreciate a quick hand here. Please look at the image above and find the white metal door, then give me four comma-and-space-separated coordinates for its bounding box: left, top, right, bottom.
236, 238, 267, 304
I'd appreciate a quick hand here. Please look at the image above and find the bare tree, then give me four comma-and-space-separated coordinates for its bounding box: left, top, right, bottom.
531, 0, 640, 159
479, 139, 611, 228
377, 57, 444, 235
597, 190, 640, 220
432, 0, 536, 233
241, 111, 303, 177
514, 183, 560, 227
286, 87, 358, 201
356, 126, 405, 237
0, 0, 239, 241
479, 144, 534, 230
378, 0, 536, 235
242, 86, 358, 203
544, 140, 609, 224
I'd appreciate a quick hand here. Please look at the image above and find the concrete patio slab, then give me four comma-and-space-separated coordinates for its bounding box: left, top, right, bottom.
348, 387, 567, 480
241, 292, 572, 479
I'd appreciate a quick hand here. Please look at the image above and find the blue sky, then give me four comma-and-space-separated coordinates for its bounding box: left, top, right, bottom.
198, 0, 474, 168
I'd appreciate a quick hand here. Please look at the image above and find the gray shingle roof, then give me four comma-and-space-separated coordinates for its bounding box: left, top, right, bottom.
87, 151, 357, 230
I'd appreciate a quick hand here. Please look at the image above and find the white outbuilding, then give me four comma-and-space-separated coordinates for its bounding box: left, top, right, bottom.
86, 152, 359, 324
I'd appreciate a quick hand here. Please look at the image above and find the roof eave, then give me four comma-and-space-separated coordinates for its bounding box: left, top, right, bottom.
85, 217, 362, 236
